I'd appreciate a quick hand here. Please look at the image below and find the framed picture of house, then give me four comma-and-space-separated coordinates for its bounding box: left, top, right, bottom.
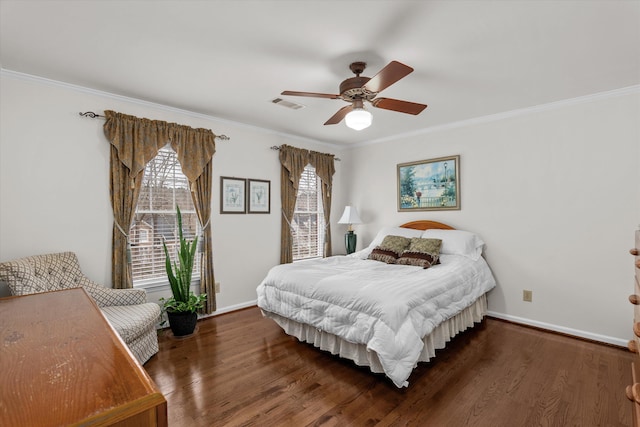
247, 179, 270, 214
220, 177, 246, 214
397, 155, 460, 211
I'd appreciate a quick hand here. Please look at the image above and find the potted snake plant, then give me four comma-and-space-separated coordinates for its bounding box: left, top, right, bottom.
160, 205, 207, 337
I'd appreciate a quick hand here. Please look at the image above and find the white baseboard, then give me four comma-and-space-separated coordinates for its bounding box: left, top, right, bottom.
199, 299, 258, 319
196, 304, 629, 348
487, 311, 628, 348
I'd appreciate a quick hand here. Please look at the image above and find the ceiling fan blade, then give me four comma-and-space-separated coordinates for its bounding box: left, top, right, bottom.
281, 90, 340, 99
363, 61, 414, 93
324, 105, 353, 125
371, 98, 427, 115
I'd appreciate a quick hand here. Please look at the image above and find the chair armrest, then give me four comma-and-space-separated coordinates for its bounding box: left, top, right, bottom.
81, 280, 147, 307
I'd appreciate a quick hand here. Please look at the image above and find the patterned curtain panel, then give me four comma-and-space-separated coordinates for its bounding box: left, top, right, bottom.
279, 145, 309, 264
108, 146, 144, 290
104, 111, 168, 290
171, 121, 217, 313
189, 162, 216, 313
103, 110, 217, 312
309, 150, 336, 258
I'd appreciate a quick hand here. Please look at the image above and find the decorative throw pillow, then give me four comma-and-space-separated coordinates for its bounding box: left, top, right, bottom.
408, 237, 442, 255
378, 235, 411, 256
366, 227, 424, 251
368, 247, 400, 264
396, 238, 442, 269
368, 235, 412, 264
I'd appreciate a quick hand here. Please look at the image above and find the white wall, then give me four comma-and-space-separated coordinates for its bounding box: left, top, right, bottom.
0, 72, 348, 310
345, 90, 640, 344
2, 71, 639, 346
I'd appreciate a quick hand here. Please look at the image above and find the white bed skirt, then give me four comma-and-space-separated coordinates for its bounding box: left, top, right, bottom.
261, 294, 488, 375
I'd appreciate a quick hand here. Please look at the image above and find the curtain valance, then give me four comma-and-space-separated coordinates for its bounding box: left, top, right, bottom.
279, 144, 335, 263
103, 110, 216, 185
279, 144, 309, 191
308, 149, 336, 186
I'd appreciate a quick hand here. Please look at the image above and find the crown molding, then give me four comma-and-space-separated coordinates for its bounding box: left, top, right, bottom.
0, 68, 342, 150
3, 68, 637, 151
356, 84, 640, 148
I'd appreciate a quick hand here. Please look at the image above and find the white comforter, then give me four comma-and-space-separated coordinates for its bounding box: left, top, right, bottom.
256, 254, 496, 387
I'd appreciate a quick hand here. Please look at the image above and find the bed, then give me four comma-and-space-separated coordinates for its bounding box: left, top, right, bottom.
256, 220, 497, 387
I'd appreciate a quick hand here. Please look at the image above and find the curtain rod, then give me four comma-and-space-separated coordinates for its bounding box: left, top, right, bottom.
79, 111, 231, 141
270, 145, 340, 161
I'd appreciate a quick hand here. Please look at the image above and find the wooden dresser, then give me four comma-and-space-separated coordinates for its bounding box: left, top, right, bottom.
0, 288, 167, 427
627, 229, 640, 425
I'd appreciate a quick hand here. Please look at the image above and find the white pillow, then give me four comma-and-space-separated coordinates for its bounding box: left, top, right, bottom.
421, 229, 485, 260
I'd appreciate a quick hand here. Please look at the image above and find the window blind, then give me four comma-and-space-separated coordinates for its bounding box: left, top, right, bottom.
130, 145, 201, 285
292, 165, 324, 260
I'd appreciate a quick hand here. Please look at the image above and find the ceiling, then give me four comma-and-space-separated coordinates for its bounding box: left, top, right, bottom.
1, 0, 638, 146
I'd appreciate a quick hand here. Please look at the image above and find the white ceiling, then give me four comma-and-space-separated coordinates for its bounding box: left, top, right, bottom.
1, 0, 639, 146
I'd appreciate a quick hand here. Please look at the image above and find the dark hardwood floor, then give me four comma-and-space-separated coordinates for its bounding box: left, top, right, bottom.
144, 307, 634, 426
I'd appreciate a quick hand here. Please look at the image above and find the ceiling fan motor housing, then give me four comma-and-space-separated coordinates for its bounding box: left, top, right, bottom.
339, 77, 377, 102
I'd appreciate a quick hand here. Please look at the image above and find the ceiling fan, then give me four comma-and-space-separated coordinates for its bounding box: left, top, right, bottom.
281, 60, 427, 131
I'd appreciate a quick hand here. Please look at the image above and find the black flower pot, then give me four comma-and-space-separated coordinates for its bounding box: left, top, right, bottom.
167, 310, 198, 337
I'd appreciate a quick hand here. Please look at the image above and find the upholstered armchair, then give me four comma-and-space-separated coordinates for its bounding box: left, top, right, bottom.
0, 251, 161, 364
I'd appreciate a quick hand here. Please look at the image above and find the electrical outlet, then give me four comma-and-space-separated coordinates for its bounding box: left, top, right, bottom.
523, 290, 533, 302
215, 282, 220, 293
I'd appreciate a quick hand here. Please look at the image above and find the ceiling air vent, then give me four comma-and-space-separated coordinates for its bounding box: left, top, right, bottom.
271, 98, 305, 110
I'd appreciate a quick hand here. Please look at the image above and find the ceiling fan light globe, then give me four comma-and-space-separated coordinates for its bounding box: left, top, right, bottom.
345, 108, 372, 131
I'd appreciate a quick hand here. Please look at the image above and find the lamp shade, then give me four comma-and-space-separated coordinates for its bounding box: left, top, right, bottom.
338, 206, 362, 225
345, 108, 372, 131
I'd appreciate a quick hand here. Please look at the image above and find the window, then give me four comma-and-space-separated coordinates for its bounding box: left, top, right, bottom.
292, 164, 324, 260
130, 145, 200, 286
137, 229, 149, 244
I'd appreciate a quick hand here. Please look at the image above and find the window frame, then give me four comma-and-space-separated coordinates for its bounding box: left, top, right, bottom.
129, 144, 201, 290
292, 164, 325, 261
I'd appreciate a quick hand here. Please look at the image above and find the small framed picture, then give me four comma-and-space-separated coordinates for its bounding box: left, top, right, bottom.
397, 155, 460, 211
220, 177, 246, 214
248, 179, 270, 214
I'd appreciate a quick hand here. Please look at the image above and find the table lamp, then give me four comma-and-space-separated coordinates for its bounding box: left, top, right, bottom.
338, 206, 362, 254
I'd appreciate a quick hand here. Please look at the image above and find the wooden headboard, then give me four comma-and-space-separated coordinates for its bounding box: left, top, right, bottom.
400, 220, 455, 231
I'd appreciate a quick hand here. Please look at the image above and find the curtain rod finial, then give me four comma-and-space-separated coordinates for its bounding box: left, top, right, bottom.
79, 111, 105, 118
